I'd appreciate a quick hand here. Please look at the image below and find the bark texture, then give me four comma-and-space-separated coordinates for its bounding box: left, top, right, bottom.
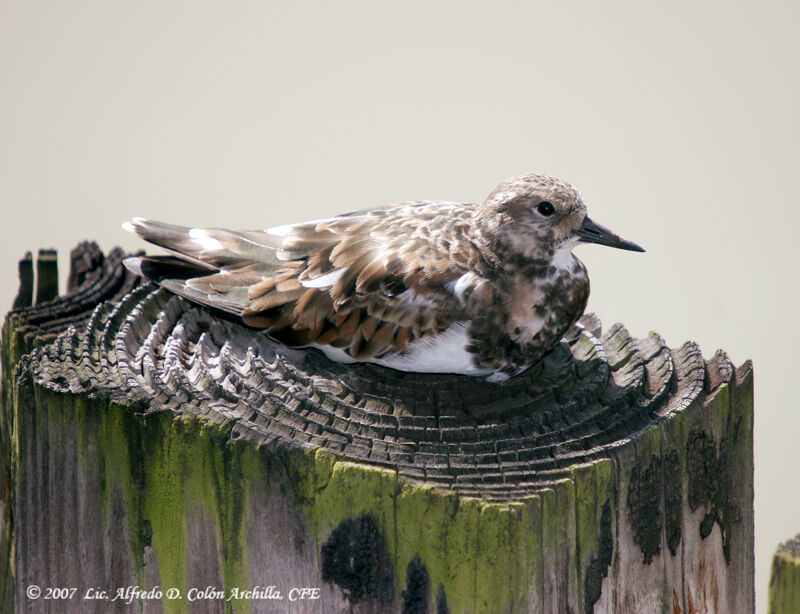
1, 244, 754, 614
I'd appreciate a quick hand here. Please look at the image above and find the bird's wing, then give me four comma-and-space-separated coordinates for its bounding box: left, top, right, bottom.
123, 202, 480, 359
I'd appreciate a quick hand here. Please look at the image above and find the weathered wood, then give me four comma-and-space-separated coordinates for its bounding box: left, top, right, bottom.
34, 249, 58, 306
769, 535, 800, 614
11, 252, 33, 310
0, 244, 139, 614
1, 243, 754, 613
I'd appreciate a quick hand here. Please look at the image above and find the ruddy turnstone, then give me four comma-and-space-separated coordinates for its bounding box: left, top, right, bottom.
123, 174, 643, 382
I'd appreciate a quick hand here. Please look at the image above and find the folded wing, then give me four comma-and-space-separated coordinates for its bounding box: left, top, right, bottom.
123, 203, 474, 360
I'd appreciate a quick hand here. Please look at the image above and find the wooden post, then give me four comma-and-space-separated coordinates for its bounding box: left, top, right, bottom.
769, 535, 800, 614
1, 244, 754, 614
33, 249, 58, 306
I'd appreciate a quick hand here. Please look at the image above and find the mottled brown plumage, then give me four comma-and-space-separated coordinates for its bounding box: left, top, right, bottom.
123, 174, 643, 381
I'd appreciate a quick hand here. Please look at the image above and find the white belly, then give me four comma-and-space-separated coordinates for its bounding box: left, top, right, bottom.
311, 322, 492, 376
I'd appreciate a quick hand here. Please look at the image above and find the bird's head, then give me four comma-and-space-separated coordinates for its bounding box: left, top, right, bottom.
474, 173, 644, 262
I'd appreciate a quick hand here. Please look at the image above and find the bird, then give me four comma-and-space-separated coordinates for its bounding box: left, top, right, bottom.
122, 173, 643, 382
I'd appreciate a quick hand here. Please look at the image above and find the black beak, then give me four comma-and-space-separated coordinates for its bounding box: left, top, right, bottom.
574, 216, 645, 252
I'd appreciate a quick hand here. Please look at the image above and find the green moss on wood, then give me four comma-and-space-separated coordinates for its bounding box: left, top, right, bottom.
290, 448, 556, 613
99, 403, 149, 583
769, 537, 800, 614
474, 501, 537, 613
135, 413, 257, 614
23, 388, 261, 614
572, 459, 615, 613
395, 484, 477, 614
0, 296, 755, 614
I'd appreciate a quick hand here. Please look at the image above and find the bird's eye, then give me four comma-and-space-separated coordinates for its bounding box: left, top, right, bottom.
536, 201, 555, 217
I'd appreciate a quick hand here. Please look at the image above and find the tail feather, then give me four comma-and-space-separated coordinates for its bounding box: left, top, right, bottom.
122, 217, 281, 270
123, 255, 249, 316
159, 277, 250, 316
123, 255, 215, 281
121, 218, 286, 317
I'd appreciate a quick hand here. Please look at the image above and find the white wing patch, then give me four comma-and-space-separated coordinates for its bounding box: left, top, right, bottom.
266, 217, 339, 238
300, 268, 346, 289
188, 228, 224, 252
446, 272, 484, 302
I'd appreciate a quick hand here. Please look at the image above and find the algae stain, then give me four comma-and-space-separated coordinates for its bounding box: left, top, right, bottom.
292, 447, 539, 614
300, 456, 398, 545
321, 515, 394, 604
203, 428, 258, 614
474, 501, 535, 614
147, 414, 258, 614
97, 402, 260, 614
583, 500, 613, 614
140, 413, 191, 614
395, 484, 480, 614
98, 402, 150, 586
402, 556, 430, 614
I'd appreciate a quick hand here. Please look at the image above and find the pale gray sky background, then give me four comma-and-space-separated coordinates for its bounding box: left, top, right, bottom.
1, 2, 798, 611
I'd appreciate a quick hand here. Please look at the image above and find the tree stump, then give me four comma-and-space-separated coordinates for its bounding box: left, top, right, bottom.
0, 243, 754, 614
769, 535, 800, 614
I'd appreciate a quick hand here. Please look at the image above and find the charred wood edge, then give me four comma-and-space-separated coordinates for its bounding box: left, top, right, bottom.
769, 534, 800, 614
3, 242, 750, 500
